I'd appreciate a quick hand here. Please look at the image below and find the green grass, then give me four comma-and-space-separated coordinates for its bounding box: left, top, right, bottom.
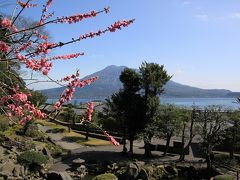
38, 120, 111, 146
65, 131, 111, 146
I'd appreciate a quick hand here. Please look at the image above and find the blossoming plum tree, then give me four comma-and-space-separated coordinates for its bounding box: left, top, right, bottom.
0, 0, 133, 146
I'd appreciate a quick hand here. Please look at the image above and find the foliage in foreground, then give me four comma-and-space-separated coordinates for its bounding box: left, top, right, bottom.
93, 173, 118, 180
18, 150, 48, 167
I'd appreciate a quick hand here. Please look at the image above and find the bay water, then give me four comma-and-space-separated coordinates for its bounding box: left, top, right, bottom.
46, 97, 239, 110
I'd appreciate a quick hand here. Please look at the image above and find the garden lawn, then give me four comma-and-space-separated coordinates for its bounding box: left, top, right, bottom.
37, 120, 111, 146
65, 131, 111, 146
36, 119, 68, 131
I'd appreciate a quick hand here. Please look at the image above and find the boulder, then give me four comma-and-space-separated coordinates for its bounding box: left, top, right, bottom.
165, 165, 178, 178
77, 165, 87, 173
0, 159, 15, 176
13, 165, 22, 177
76, 165, 87, 179
154, 165, 167, 179
20, 166, 25, 177
138, 168, 149, 180
127, 163, 140, 178
42, 147, 54, 165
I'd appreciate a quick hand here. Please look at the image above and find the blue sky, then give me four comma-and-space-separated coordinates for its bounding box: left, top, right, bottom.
2, 0, 240, 91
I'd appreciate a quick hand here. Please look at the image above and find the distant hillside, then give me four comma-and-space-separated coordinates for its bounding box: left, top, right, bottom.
40, 65, 238, 99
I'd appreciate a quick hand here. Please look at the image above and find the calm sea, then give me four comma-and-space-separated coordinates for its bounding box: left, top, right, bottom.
46, 97, 239, 110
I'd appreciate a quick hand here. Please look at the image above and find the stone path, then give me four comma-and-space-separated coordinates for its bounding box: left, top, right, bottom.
39, 124, 203, 172
39, 125, 83, 150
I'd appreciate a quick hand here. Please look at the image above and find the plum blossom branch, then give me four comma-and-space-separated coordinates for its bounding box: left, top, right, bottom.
3, 7, 111, 38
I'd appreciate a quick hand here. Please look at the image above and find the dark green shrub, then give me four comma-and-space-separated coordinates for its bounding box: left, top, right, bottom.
92, 173, 118, 180
18, 150, 48, 167
24, 123, 39, 137
46, 142, 63, 157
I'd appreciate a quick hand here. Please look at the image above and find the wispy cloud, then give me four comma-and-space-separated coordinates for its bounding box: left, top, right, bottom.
175, 69, 184, 75
89, 53, 104, 58
183, 1, 192, 5
195, 14, 208, 21
231, 12, 240, 19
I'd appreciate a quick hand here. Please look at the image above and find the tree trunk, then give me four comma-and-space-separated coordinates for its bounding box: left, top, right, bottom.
144, 140, 152, 157
85, 124, 89, 141
164, 133, 172, 156
206, 153, 212, 171
144, 135, 152, 157
68, 115, 71, 133
122, 128, 127, 154
129, 138, 134, 153
179, 110, 195, 161
229, 135, 235, 159
230, 120, 237, 159
68, 124, 71, 133
206, 146, 213, 171
179, 123, 186, 161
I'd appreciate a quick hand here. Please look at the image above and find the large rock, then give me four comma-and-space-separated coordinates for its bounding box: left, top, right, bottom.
138, 168, 149, 180
47, 171, 73, 180
165, 165, 178, 178
0, 159, 15, 177
0, 146, 5, 161
127, 163, 140, 178
13, 165, 22, 177
42, 147, 54, 165
154, 165, 167, 179
76, 165, 87, 179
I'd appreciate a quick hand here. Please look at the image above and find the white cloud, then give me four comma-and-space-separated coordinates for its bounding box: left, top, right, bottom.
195, 14, 208, 21
231, 12, 240, 19
183, 1, 192, 5
175, 69, 184, 75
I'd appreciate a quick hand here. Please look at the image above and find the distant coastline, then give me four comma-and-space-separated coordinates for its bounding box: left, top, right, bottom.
46, 97, 239, 109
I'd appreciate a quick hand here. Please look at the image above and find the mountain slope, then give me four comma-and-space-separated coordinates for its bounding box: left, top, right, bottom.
41, 65, 235, 99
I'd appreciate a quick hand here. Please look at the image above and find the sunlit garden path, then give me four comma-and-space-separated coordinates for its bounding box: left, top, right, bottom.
38, 120, 202, 173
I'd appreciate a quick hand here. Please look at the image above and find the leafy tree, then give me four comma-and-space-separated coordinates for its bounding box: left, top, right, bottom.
119, 68, 145, 153
179, 106, 197, 161
27, 90, 47, 107
139, 62, 171, 156
62, 104, 76, 133
98, 68, 145, 153
220, 110, 240, 159
154, 104, 182, 155
196, 106, 228, 170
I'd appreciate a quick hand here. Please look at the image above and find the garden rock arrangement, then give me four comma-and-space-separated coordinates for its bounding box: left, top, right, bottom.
71, 160, 225, 180
0, 124, 64, 180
